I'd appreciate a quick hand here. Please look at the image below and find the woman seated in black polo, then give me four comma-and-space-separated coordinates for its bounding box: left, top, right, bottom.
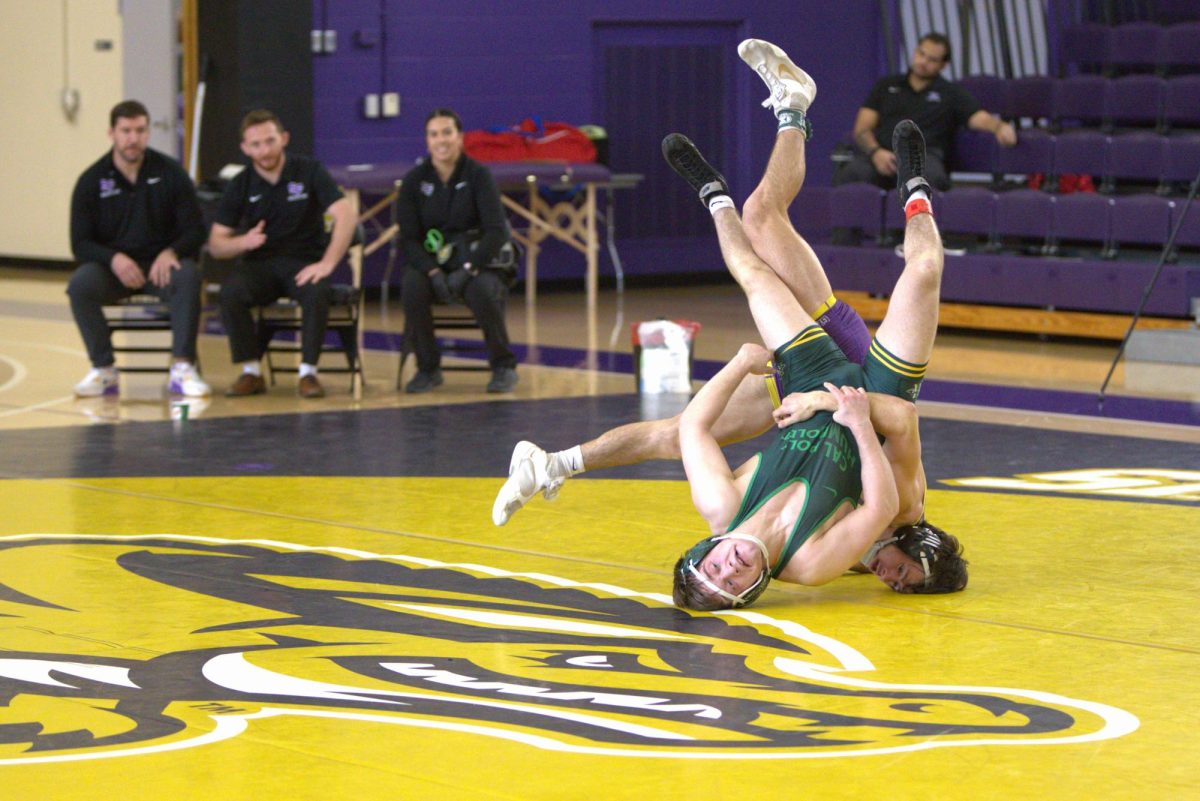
396, 107, 518, 394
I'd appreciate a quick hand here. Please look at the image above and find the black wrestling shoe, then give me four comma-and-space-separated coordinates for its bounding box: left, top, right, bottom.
662, 133, 730, 207
892, 119, 932, 207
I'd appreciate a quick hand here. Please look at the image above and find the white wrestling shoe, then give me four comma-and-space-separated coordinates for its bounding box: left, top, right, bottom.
492, 440, 566, 526
738, 38, 817, 115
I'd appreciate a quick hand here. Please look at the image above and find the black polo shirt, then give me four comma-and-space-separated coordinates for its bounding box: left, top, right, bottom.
214, 153, 344, 263
863, 73, 981, 154
395, 155, 508, 274
70, 148, 205, 266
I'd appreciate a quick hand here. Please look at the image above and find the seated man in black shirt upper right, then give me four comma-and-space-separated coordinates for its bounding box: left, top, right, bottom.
834, 32, 1016, 191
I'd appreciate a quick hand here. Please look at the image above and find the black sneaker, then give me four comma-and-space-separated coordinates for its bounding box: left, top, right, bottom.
662, 133, 730, 207
405, 368, 444, 393
892, 119, 931, 207
486, 366, 518, 393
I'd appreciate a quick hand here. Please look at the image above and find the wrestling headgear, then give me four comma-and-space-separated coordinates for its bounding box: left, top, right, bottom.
677, 532, 772, 608
861, 521, 968, 593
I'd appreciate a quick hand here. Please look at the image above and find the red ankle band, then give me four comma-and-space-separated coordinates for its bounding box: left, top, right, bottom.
905, 198, 931, 221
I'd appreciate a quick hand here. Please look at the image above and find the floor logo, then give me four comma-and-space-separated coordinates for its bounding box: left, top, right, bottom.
945, 468, 1200, 502
0, 534, 1137, 762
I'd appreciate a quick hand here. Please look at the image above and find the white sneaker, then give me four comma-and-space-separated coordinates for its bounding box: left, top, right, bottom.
167, 363, 212, 397
738, 39, 817, 115
507, 440, 567, 501
493, 440, 564, 526
74, 367, 118, 398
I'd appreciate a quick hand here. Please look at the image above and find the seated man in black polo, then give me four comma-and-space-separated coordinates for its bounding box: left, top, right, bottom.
67, 99, 209, 398
208, 109, 355, 399
834, 31, 1016, 191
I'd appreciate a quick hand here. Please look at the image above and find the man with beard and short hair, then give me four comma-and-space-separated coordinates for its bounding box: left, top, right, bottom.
834, 32, 1016, 191
208, 109, 356, 399
67, 99, 209, 398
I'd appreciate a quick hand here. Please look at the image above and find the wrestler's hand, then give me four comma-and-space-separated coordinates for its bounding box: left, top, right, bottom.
737, 342, 773, 374
826, 382, 870, 429
773, 391, 833, 428
148, 248, 180, 288
110, 252, 145, 290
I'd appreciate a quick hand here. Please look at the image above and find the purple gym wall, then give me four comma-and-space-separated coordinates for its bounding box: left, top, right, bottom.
311, 1, 884, 284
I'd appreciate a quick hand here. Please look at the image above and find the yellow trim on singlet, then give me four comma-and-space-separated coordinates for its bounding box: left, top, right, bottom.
868, 339, 927, 378
780, 327, 828, 354
765, 371, 782, 408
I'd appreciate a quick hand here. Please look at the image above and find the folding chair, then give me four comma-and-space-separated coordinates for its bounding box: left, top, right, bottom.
103, 295, 178, 375
396, 304, 491, 389
256, 224, 367, 399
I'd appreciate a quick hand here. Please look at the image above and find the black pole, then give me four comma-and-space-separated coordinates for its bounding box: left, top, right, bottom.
879, 0, 897, 74
1098, 162, 1200, 404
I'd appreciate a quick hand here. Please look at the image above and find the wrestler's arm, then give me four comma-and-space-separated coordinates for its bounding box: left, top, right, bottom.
776, 385, 899, 586
775, 391, 925, 525
680, 344, 771, 530
868, 395, 926, 525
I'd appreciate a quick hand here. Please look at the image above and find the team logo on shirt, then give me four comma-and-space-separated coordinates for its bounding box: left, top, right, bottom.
420, 181, 435, 196
99, 178, 120, 199
286, 181, 308, 202
927, 91, 942, 102
0, 535, 1136, 764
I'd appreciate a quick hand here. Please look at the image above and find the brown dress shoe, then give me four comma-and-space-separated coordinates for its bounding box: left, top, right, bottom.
298, 374, 325, 399
225, 373, 266, 397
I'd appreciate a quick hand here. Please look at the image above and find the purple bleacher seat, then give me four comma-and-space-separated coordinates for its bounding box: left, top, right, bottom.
1105, 22, 1165, 74
884, 189, 903, 232
1007, 77, 1055, 122
1161, 22, 1200, 73
1053, 130, 1109, 181
1164, 135, 1200, 184
829, 182, 885, 239
1163, 75, 1200, 131
1059, 22, 1110, 75
1051, 192, 1112, 250
994, 189, 1054, 247
952, 129, 997, 174
1106, 132, 1166, 186
960, 75, 1010, 118
1158, 3, 1200, 25
1053, 75, 1108, 129
1110, 195, 1173, 250
1103, 75, 1165, 131
996, 129, 1055, 176
1172, 202, 1200, 255
937, 187, 996, 244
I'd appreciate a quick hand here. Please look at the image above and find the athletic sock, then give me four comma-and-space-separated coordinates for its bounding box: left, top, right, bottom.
242, 362, 262, 377
776, 109, 811, 139
707, 195, 735, 215
550, 446, 585, 478
298, 363, 317, 378
904, 189, 932, 221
